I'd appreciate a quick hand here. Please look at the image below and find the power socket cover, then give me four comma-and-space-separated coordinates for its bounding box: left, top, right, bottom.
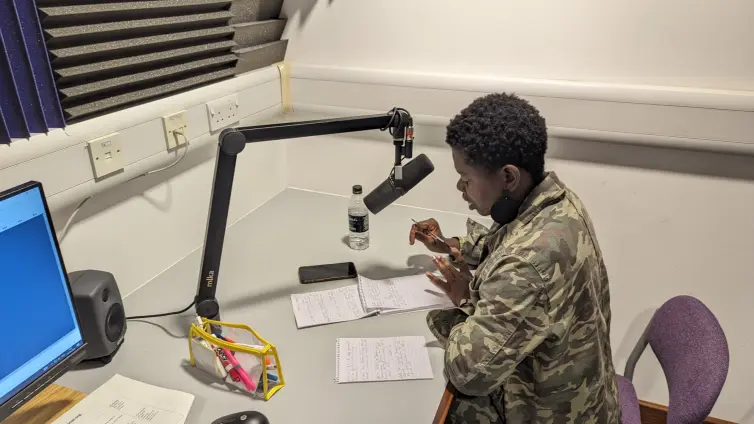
206, 94, 240, 132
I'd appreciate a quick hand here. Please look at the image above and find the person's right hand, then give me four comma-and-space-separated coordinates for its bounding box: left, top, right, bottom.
410, 218, 451, 254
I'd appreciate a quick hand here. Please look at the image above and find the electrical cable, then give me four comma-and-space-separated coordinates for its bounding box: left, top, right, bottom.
380, 107, 409, 136
129, 134, 190, 179
57, 131, 190, 242
377, 108, 411, 191
57, 195, 93, 243
58, 130, 195, 320
126, 300, 196, 321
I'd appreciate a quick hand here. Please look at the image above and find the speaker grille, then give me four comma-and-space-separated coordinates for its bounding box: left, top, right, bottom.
105, 303, 126, 343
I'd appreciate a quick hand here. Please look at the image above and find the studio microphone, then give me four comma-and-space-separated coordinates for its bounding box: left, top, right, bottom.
364, 153, 435, 214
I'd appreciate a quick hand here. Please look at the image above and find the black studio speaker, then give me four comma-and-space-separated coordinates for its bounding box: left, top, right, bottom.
68, 270, 127, 363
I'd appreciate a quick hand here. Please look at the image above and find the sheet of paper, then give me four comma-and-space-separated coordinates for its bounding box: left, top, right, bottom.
335, 336, 434, 383
53, 374, 194, 424
290, 285, 374, 328
358, 274, 452, 314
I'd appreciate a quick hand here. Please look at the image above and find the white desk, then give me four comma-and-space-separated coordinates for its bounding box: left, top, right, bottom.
59, 189, 474, 424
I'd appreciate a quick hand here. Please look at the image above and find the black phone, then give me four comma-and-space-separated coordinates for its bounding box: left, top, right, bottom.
298, 262, 357, 284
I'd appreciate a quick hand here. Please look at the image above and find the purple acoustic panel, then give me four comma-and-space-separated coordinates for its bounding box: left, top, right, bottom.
0, 31, 30, 141
0, 0, 47, 134
0, 108, 9, 144
13, 0, 65, 129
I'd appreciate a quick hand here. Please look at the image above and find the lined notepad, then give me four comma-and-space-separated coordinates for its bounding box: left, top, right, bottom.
358, 274, 453, 315
290, 285, 376, 328
290, 274, 452, 329
335, 336, 434, 383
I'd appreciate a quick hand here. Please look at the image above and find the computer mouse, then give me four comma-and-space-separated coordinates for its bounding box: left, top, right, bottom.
211, 411, 269, 424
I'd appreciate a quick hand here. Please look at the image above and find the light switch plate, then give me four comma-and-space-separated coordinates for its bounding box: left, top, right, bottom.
162, 110, 188, 150
206, 94, 240, 132
87, 133, 125, 179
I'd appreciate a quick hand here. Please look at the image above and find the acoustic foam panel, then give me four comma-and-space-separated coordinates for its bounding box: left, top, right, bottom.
0, 28, 30, 140
0, 0, 48, 134
230, 0, 284, 24
38, 0, 232, 26
65, 68, 236, 122
49, 26, 234, 68
233, 19, 286, 48
54, 40, 237, 85
43, 11, 234, 49
234, 39, 287, 75
59, 54, 237, 102
37, 0, 237, 123
12, 0, 65, 129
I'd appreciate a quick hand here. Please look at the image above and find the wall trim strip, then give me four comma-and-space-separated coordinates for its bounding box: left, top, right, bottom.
289, 64, 754, 156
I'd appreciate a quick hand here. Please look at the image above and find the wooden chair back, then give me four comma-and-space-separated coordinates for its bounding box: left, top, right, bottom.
432, 382, 457, 424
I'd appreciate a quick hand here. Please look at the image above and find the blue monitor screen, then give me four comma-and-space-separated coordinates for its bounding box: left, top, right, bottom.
0, 186, 83, 405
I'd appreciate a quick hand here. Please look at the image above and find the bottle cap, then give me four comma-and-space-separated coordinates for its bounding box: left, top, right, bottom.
352, 185, 362, 194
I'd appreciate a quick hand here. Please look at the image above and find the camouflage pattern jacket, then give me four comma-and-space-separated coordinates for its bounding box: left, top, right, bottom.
427, 172, 620, 424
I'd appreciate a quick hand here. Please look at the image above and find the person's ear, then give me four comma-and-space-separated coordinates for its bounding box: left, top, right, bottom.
498, 165, 520, 191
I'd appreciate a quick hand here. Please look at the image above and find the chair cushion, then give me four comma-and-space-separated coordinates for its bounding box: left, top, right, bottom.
616, 375, 641, 424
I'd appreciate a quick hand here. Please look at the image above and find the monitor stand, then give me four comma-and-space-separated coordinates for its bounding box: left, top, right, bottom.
5, 384, 86, 424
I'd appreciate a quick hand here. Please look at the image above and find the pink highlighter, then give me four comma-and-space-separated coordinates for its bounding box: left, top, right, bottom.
221, 347, 256, 392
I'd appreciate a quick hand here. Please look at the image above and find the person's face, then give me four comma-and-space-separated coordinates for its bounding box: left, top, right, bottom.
452, 149, 517, 216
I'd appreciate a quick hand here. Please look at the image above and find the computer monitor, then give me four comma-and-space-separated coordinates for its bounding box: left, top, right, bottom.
0, 181, 87, 421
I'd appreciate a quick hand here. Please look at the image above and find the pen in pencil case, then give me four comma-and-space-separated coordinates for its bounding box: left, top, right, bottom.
222, 347, 256, 391
216, 334, 266, 351
214, 334, 236, 357
256, 374, 279, 393
215, 347, 241, 383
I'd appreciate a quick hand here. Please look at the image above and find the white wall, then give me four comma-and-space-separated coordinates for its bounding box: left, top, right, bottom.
281, 0, 754, 91
50, 112, 286, 298
281, 68, 754, 421
0, 68, 287, 296
279, 1, 754, 417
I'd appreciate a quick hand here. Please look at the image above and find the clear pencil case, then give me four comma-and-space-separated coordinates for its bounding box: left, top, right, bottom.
188, 318, 285, 400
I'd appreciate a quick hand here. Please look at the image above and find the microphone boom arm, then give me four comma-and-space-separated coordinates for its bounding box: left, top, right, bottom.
195, 108, 414, 320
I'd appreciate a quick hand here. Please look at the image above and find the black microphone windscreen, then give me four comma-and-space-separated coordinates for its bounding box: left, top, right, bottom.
364, 154, 434, 214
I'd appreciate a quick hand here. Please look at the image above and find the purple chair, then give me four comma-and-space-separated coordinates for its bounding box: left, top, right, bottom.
617, 295, 729, 424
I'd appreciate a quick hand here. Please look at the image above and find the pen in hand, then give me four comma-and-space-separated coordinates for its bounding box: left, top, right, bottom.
412, 219, 456, 261
411, 219, 446, 244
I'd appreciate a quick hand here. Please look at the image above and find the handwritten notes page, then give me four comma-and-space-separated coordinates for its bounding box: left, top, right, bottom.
335, 336, 434, 383
52, 374, 194, 424
290, 285, 375, 328
358, 274, 453, 315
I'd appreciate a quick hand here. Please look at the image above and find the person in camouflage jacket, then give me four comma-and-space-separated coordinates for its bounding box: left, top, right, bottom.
410, 93, 620, 423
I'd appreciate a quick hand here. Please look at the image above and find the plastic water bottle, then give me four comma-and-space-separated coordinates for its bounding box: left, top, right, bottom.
348, 185, 369, 250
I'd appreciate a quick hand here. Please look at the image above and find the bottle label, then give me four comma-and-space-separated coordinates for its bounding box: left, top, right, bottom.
349, 214, 369, 233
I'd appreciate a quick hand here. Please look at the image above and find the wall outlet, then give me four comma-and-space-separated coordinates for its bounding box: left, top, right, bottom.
206, 94, 240, 132
87, 133, 125, 179
162, 110, 188, 150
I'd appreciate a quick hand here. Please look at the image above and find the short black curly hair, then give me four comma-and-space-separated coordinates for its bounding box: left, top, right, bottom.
446, 93, 548, 179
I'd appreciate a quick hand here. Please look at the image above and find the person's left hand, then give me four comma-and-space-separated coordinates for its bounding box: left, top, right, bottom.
426, 248, 472, 307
